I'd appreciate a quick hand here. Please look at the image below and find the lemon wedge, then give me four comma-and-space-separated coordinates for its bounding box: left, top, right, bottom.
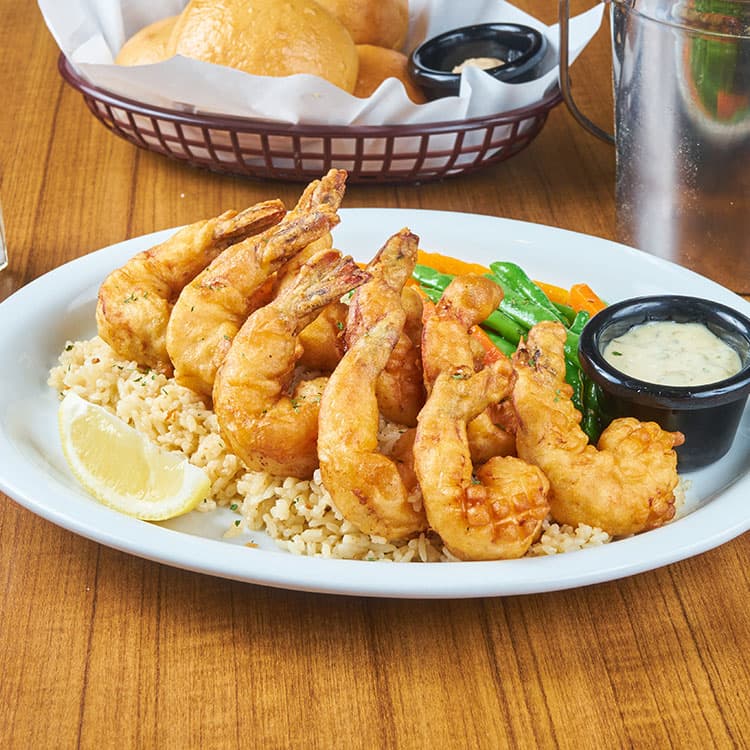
58, 391, 210, 520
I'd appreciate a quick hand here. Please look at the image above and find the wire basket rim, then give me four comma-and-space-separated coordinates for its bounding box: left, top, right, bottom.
58, 53, 562, 136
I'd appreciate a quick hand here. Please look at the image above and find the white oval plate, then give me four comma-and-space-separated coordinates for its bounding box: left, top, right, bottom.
2, 208, 750, 598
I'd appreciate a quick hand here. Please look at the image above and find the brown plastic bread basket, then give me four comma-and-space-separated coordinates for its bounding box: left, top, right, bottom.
58, 54, 561, 184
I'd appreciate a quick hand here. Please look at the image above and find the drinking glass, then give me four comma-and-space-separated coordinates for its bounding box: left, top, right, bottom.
559, 0, 750, 290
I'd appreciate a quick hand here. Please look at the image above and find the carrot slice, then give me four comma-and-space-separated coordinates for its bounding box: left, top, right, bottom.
569, 283, 606, 315
533, 280, 570, 306
469, 325, 504, 364
417, 250, 490, 277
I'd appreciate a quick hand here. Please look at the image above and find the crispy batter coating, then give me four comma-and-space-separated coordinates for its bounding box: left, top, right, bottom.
166, 169, 347, 398
414, 276, 550, 560
213, 249, 368, 479
96, 200, 285, 374
318, 229, 428, 539
512, 321, 684, 537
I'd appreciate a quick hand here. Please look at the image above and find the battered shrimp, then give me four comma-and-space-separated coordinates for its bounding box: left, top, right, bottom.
297, 301, 348, 372
317, 230, 428, 540
346, 229, 426, 427
414, 276, 550, 560
318, 312, 428, 540
466, 400, 518, 463
275, 234, 346, 373
274, 233, 333, 297
373, 286, 425, 427
421, 276, 516, 460
512, 321, 684, 537
96, 200, 285, 374
213, 249, 368, 479
166, 169, 347, 398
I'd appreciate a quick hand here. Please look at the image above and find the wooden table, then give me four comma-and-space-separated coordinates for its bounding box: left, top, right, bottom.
3, 2, 749, 748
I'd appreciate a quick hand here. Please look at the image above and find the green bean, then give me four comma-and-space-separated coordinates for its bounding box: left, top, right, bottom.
581, 378, 603, 443
412, 264, 453, 291
483, 310, 525, 344
483, 268, 582, 363
499, 292, 581, 365
569, 309, 591, 335
489, 262, 567, 323
497, 294, 560, 330
482, 329, 516, 357
565, 360, 586, 416
553, 301, 576, 325
419, 285, 442, 304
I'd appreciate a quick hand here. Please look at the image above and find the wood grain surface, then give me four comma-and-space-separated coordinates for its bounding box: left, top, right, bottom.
2, 2, 749, 748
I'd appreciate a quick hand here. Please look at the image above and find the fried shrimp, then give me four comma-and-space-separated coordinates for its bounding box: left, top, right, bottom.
213, 249, 368, 479
421, 276, 516, 460
166, 169, 347, 398
346, 229, 425, 427
318, 230, 428, 540
297, 301, 348, 372
96, 200, 286, 374
372, 285, 425, 427
414, 276, 550, 560
512, 321, 684, 537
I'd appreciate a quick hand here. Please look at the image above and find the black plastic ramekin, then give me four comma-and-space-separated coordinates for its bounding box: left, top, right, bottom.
408, 23, 548, 100
578, 295, 750, 471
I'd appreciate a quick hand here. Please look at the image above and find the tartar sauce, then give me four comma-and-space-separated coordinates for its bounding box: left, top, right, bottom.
602, 320, 742, 387
451, 57, 505, 74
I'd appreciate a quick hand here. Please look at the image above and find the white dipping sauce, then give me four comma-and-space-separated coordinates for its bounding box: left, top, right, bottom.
602, 320, 742, 387
451, 57, 505, 73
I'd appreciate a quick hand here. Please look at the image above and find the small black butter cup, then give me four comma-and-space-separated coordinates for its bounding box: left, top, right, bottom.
578, 295, 750, 471
408, 23, 548, 100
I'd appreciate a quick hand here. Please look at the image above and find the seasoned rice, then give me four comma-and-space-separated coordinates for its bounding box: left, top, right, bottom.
48, 336, 640, 562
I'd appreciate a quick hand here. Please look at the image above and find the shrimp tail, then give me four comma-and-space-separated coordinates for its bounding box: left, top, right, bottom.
257, 210, 341, 270
280, 249, 370, 327
294, 168, 348, 214
251, 170, 349, 271
369, 227, 418, 291
346, 228, 418, 346
211, 199, 287, 248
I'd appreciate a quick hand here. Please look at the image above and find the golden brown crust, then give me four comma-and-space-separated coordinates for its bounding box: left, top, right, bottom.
164, 0, 359, 92
316, 0, 409, 50
353, 45, 426, 103
115, 15, 178, 66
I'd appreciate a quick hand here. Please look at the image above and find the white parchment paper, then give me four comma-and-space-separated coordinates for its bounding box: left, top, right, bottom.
38, 0, 603, 126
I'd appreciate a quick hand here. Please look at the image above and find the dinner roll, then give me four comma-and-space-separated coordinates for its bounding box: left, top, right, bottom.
315, 0, 409, 51
115, 15, 178, 66
165, 0, 359, 92
354, 45, 426, 104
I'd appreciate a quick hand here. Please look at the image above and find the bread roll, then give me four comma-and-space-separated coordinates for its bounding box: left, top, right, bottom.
315, 0, 409, 51
354, 44, 425, 104
165, 0, 359, 92
115, 15, 177, 66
